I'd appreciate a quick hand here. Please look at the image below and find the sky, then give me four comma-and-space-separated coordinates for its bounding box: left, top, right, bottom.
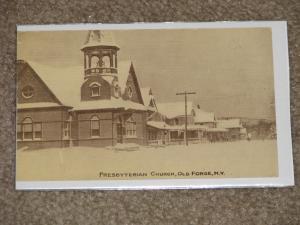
17, 28, 276, 119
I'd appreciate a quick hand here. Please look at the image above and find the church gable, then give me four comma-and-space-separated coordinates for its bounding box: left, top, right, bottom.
122, 65, 144, 105
17, 61, 62, 105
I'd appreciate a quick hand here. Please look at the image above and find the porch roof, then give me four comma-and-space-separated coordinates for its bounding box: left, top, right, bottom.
147, 121, 170, 130
168, 124, 207, 131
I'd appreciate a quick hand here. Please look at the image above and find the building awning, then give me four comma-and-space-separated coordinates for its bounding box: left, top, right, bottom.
147, 122, 206, 131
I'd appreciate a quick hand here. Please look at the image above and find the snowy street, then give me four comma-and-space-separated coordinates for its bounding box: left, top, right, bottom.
16, 140, 278, 181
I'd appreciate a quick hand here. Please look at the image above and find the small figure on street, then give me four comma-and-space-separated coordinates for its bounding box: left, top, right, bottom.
247, 132, 252, 141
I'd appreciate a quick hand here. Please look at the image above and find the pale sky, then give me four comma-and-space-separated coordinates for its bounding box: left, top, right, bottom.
17, 28, 276, 119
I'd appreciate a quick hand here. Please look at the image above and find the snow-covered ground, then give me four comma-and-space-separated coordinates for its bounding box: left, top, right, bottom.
16, 140, 278, 181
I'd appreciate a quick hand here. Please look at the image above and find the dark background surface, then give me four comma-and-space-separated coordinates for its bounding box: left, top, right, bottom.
0, 0, 300, 224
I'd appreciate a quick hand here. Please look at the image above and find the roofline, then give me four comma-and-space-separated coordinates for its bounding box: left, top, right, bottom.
129, 63, 145, 106
166, 114, 193, 119
17, 105, 72, 110
80, 45, 120, 51
70, 107, 147, 112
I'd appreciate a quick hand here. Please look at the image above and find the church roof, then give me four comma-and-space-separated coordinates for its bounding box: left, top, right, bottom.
26, 61, 83, 107
81, 30, 119, 50
20, 60, 146, 111
117, 60, 132, 94
156, 102, 194, 119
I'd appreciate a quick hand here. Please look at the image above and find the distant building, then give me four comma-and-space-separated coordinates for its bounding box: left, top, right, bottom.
240, 118, 276, 139
194, 108, 228, 142
216, 119, 244, 141
147, 102, 220, 144
194, 108, 216, 128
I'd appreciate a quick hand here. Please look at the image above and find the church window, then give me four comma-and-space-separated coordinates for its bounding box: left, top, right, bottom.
23, 117, 33, 140
90, 83, 101, 97
90, 115, 100, 137
125, 116, 136, 137
18, 118, 43, 141
34, 123, 42, 140
63, 122, 70, 139
102, 55, 110, 68
91, 56, 100, 68
127, 86, 133, 99
22, 86, 34, 99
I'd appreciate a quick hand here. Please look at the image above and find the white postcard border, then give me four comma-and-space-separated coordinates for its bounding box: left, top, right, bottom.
16, 21, 294, 190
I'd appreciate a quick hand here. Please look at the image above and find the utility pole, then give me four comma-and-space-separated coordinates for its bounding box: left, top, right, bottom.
176, 91, 196, 146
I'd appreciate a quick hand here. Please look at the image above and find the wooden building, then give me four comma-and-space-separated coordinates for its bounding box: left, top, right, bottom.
148, 102, 206, 144
216, 119, 244, 141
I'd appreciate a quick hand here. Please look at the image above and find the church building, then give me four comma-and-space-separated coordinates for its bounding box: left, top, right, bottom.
17, 30, 148, 150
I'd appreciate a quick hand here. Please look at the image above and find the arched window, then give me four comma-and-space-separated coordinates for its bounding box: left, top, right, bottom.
17, 117, 42, 141
91, 56, 100, 68
125, 116, 136, 137
102, 55, 110, 68
90, 115, 100, 137
89, 82, 101, 97
127, 86, 133, 99
23, 117, 33, 140
22, 86, 34, 99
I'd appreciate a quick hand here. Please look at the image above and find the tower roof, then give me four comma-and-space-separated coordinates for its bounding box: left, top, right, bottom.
81, 30, 119, 50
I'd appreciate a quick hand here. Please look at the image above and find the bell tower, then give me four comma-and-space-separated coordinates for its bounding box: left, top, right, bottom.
81, 30, 120, 79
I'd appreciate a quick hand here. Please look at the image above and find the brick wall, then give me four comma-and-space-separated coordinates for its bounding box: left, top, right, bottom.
17, 65, 59, 104
81, 76, 112, 101
17, 108, 69, 149
122, 70, 143, 104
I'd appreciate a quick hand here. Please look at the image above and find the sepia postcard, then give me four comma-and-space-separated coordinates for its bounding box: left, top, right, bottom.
16, 22, 294, 190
